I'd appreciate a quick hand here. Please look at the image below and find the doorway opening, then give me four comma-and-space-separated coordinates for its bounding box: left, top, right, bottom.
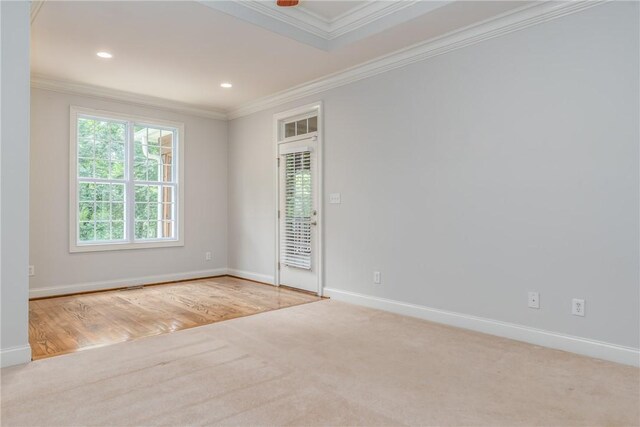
274, 103, 323, 296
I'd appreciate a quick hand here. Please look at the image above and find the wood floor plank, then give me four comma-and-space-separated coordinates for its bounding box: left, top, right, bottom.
29, 277, 321, 360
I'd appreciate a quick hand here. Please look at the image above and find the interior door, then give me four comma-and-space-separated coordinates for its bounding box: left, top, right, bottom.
278, 136, 318, 293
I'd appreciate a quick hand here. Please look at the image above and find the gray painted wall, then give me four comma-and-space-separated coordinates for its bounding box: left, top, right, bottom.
29, 89, 228, 294
1, 1, 31, 365
228, 3, 640, 348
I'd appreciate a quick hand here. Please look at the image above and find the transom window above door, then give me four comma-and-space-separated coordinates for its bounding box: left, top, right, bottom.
283, 114, 318, 139
69, 106, 184, 252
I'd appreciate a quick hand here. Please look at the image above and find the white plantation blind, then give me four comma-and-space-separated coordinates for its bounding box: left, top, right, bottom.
282, 151, 312, 269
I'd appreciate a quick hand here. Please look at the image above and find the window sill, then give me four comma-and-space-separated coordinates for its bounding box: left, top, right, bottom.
69, 239, 184, 253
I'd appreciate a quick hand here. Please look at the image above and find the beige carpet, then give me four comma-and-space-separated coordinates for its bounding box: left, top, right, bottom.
1, 300, 638, 426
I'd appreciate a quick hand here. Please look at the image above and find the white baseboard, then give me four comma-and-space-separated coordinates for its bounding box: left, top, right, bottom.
29, 268, 228, 298
0, 344, 32, 368
226, 268, 275, 285
324, 287, 640, 367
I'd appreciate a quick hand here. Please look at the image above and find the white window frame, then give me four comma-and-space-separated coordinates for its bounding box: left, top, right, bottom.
69, 106, 185, 253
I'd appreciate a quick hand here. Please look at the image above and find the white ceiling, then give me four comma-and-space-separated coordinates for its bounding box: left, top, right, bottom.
31, 1, 531, 113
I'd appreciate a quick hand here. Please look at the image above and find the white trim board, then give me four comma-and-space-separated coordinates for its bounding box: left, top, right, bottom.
324, 288, 640, 367
197, 0, 448, 50
0, 345, 32, 368
29, 268, 228, 298
227, 0, 606, 119
226, 268, 275, 285
31, 76, 227, 121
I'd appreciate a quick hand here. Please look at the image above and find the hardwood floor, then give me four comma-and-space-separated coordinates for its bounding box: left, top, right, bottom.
29, 276, 321, 360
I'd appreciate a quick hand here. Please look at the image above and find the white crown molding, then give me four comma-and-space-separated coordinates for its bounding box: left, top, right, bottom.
240, 0, 424, 40
328, 1, 421, 39
197, 0, 447, 50
238, 1, 330, 40
31, 75, 228, 121
324, 287, 640, 367
228, 0, 606, 120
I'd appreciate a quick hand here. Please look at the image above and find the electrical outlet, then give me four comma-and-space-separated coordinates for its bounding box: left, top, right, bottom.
528, 291, 539, 309
373, 271, 381, 284
205, 252, 212, 261
572, 298, 585, 316
329, 193, 341, 204
28, 265, 35, 277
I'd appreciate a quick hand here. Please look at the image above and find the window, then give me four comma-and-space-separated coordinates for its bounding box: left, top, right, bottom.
70, 107, 184, 252
283, 114, 317, 139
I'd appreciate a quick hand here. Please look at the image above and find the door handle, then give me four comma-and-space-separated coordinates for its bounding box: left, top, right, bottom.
310, 221, 317, 226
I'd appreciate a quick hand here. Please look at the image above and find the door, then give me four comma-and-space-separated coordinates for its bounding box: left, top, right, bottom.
278, 136, 318, 293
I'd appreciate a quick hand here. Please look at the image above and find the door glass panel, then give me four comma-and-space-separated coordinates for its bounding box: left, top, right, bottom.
282, 151, 312, 270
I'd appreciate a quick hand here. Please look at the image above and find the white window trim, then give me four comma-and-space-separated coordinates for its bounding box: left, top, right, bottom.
69, 106, 185, 253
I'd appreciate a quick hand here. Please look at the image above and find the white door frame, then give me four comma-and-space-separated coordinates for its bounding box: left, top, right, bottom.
273, 101, 324, 296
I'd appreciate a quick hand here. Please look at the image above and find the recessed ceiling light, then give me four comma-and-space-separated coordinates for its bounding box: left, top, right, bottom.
220, 82, 233, 88
96, 51, 113, 59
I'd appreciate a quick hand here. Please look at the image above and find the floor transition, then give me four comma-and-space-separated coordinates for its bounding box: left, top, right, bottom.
29, 276, 320, 360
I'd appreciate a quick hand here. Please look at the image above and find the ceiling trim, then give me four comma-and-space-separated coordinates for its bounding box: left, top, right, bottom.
197, 0, 448, 50
329, 1, 420, 39
31, 75, 228, 121
227, 0, 606, 120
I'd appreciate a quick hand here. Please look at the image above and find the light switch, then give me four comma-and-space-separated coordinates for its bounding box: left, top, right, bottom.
329, 193, 341, 204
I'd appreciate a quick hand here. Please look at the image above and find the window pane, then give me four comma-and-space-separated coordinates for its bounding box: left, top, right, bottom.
78, 137, 94, 158
111, 202, 124, 221
95, 183, 110, 202
285, 122, 295, 138
134, 162, 147, 180
79, 222, 95, 241
111, 142, 125, 162
77, 182, 126, 244
109, 122, 125, 143
147, 203, 159, 222
146, 159, 159, 181
78, 158, 94, 178
135, 221, 147, 239
95, 222, 110, 241
296, 119, 307, 135
162, 164, 172, 182
308, 116, 317, 132
79, 183, 95, 201
78, 118, 95, 140
78, 202, 94, 221
135, 202, 149, 221
135, 185, 149, 202
111, 221, 124, 240
95, 140, 109, 161
146, 221, 158, 239
95, 159, 109, 179
160, 221, 174, 238
148, 185, 159, 203
110, 161, 125, 180
95, 202, 110, 220
111, 184, 124, 201
161, 186, 174, 204
134, 126, 174, 185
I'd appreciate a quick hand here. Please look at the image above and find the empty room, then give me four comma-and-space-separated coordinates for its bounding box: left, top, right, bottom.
1, 0, 639, 425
